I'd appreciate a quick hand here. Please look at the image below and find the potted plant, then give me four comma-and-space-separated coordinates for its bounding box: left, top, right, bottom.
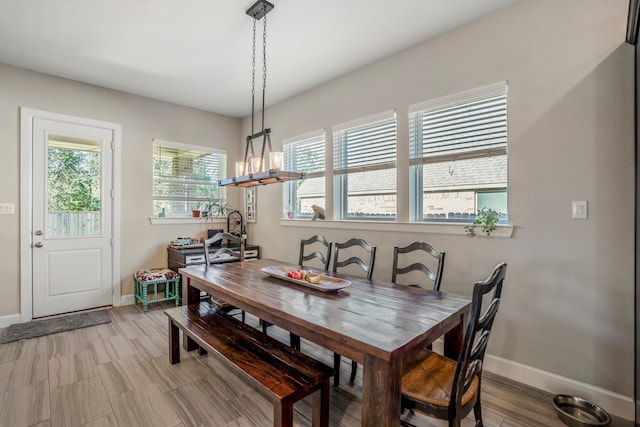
191, 203, 201, 218
200, 199, 231, 221
465, 207, 502, 237
283, 202, 294, 219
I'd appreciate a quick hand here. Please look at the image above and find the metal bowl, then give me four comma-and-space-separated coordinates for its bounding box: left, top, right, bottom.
553, 395, 611, 427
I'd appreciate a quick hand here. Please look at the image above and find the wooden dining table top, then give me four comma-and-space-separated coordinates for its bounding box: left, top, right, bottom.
179, 258, 471, 364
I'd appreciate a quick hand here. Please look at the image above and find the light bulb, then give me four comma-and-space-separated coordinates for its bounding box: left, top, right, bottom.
269, 151, 283, 170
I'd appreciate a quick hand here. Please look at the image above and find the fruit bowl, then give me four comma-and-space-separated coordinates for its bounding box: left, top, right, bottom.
261, 265, 351, 292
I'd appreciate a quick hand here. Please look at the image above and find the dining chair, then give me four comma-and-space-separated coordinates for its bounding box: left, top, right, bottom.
392, 241, 445, 290
400, 262, 507, 427
283, 235, 333, 350
332, 237, 376, 280
203, 232, 245, 322
299, 234, 332, 270
332, 237, 376, 386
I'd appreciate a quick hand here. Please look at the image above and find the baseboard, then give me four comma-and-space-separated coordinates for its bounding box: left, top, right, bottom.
0, 313, 22, 329
483, 353, 634, 421
119, 294, 135, 306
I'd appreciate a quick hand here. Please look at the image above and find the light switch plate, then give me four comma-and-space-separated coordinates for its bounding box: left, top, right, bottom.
572, 201, 587, 219
0, 203, 15, 215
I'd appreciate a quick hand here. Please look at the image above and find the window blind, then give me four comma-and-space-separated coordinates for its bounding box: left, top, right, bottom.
409, 82, 507, 165
283, 131, 325, 178
152, 140, 226, 216
333, 112, 397, 175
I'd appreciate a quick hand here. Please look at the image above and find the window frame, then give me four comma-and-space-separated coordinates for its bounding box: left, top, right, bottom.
408, 82, 508, 223
332, 110, 397, 221
152, 139, 227, 218
283, 130, 326, 220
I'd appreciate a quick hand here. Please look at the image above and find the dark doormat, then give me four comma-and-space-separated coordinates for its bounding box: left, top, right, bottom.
0, 309, 111, 343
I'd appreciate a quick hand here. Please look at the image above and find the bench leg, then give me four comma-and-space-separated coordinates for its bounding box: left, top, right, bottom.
312, 381, 330, 427
274, 401, 294, 427
168, 318, 180, 364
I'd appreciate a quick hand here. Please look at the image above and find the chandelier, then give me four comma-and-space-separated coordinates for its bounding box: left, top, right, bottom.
219, 0, 305, 187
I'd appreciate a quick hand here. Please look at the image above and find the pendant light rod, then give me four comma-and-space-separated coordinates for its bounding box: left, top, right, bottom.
261, 9, 267, 133
220, 0, 306, 187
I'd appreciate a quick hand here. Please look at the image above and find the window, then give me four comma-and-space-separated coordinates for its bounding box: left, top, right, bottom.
153, 139, 226, 217
283, 130, 325, 219
333, 111, 397, 220
409, 82, 507, 222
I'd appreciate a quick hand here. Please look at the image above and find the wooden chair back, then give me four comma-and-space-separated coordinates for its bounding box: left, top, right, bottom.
392, 241, 445, 290
299, 235, 332, 271
450, 262, 506, 421
203, 232, 243, 269
332, 238, 376, 280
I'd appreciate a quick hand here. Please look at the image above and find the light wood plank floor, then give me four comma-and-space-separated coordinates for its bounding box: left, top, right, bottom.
0, 302, 632, 427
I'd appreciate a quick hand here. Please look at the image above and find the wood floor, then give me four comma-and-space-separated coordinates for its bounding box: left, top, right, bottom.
0, 302, 632, 427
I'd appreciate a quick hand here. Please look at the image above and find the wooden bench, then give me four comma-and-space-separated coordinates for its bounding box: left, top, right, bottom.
165, 303, 334, 427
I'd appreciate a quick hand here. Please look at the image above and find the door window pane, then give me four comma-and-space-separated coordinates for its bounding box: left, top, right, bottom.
47, 136, 102, 236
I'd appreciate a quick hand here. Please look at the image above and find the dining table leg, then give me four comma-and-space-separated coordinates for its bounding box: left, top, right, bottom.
181, 275, 201, 352
443, 312, 466, 360
362, 353, 401, 426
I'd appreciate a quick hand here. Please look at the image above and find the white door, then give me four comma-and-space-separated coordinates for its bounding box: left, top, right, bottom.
31, 117, 114, 317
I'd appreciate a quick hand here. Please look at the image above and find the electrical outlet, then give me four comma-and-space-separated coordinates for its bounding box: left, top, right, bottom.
572, 201, 587, 219
0, 203, 15, 215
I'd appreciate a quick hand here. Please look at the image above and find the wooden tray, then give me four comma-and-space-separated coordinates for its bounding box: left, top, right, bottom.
261, 265, 351, 292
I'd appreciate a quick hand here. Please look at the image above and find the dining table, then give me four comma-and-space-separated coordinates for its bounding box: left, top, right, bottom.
179, 258, 471, 427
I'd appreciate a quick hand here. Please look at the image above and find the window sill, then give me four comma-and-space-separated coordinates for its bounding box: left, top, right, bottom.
148, 217, 227, 226
280, 219, 514, 238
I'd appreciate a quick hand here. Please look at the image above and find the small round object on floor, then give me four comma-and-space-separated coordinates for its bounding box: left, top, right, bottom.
552, 394, 611, 427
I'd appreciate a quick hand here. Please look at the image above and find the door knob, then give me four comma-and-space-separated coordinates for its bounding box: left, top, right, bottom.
34, 230, 43, 236
34, 242, 44, 248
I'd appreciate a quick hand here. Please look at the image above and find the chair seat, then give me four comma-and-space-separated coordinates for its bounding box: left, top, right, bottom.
135, 268, 180, 283
402, 349, 479, 408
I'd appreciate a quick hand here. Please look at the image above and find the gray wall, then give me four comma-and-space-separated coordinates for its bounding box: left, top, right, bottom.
635, 31, 639, 427
0, 64, 243, 312
243, 0, 635, 415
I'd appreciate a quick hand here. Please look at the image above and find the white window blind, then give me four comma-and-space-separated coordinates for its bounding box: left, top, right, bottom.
409, 82, 507, 165
283, 130, 326, 219
283, 131, 325, 178
152, 139, 226, 217
333, 111, 397, 175
333, 111, 397, 220
408, 82, 508, 222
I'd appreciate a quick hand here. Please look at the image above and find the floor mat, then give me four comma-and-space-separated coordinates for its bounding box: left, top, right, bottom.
0, 309, 111, 343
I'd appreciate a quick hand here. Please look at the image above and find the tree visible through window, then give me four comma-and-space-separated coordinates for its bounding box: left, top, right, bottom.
409, 82, 507, 222
47, 137, 102, 236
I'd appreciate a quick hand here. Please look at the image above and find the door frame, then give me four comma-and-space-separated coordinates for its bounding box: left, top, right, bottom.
20, 107, 122, 322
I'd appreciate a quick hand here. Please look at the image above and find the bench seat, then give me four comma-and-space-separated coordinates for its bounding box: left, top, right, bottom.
165, 303, 334, 427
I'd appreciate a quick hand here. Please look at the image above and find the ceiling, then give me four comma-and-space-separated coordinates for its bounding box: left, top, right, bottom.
0, 0, 520, 118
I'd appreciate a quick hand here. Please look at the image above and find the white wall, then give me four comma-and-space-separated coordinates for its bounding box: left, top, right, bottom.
0, 63, 243, 315
243, 0, 635, 418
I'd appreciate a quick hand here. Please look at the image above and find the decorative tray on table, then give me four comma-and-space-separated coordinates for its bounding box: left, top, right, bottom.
261, 265, 351, 292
